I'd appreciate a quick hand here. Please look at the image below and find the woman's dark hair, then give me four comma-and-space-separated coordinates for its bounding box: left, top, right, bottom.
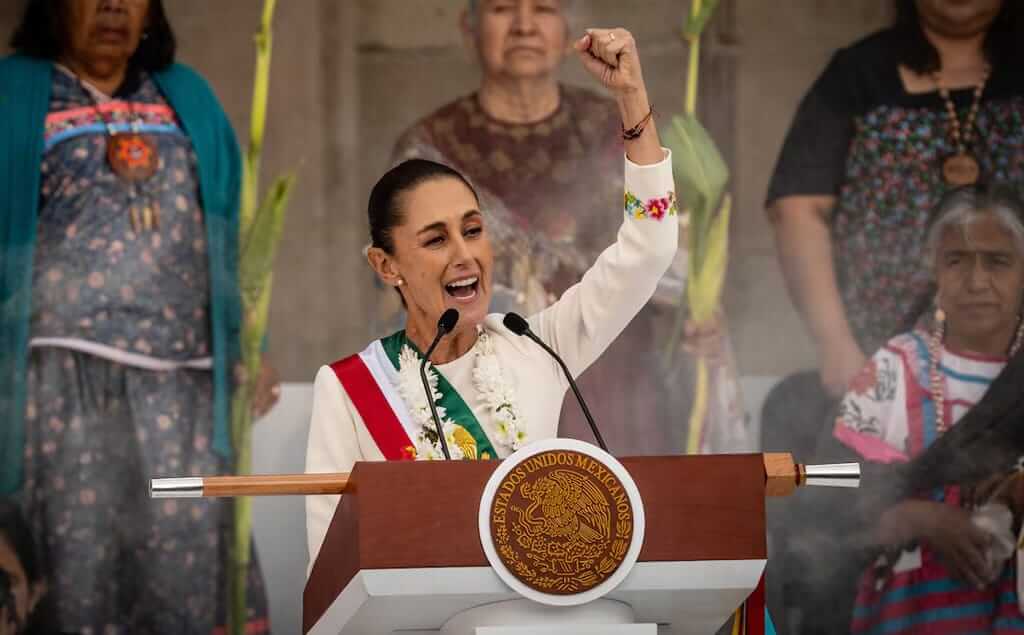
893, 0, 1024, 74
368, 159, 479, 254
10, 0, 176, 71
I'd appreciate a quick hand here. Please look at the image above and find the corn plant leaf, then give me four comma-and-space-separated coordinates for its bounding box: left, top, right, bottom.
662, 114, 728, 219
662, 113, 729, 274
683, 0, 720, 40
687, 194, 731, 324
239, 173, 296, 301
231, 2, 288, 633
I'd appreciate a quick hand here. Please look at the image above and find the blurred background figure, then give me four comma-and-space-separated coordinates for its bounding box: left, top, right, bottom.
390, 0, 748, 455
763, 1, 1024, 631
0, 0, 278, 632
798, 185, 1024, 634
763, 0, 1024, 458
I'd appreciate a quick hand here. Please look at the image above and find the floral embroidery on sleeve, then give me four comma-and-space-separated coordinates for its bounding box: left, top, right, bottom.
625, 190, 678, 221
837, 356, 899, 436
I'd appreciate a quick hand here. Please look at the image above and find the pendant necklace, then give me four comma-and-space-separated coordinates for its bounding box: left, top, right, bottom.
933, 67, 989, 187
77, 74, 161, 233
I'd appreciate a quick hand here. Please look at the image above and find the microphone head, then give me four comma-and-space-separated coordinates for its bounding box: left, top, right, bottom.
502, 312, 530, 336
438, 308, 460, 334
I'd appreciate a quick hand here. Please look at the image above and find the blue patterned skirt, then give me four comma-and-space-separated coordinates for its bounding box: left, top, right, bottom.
20, 347, 269, 635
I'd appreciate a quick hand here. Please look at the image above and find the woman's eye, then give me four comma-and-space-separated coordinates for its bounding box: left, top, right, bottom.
465, 226, 483, 238
424, 236, 445, 247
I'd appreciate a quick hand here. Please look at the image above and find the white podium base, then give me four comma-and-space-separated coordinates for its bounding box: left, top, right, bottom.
307, 559, 764, 635
478, 627, 654, 635
440, 598, 654, 635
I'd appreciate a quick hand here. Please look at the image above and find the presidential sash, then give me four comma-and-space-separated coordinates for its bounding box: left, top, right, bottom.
331, 332, 498, 460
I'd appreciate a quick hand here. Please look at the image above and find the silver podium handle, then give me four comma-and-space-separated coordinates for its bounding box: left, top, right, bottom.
151, 477, 204, 499
803, 463, 861, 488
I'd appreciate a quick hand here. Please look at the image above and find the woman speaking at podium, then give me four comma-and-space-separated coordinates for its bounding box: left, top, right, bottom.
306, 27, 681, 563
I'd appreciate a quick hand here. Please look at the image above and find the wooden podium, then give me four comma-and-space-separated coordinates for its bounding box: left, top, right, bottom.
303, 453, 815, 635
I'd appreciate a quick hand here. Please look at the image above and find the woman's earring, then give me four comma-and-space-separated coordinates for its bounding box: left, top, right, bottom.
396, 278, 404, 287
931, 303, 946, 354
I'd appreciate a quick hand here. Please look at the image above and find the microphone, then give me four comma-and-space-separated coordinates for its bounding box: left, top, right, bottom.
421, 308, 460, 459
502, 312, 608, 453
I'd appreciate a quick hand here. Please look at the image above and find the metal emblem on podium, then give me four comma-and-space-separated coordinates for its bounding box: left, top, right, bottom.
479, 438, 646, 606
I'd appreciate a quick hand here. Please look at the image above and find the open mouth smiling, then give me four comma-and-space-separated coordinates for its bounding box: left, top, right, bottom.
445, 276, 480, 301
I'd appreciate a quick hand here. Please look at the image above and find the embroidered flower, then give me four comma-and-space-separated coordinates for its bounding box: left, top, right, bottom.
646, 197, 668, 220
624, 190, 678, 221
625, 191, 643, 219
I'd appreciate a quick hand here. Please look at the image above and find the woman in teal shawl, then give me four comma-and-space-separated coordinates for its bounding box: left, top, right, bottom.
0, 1, 276, 632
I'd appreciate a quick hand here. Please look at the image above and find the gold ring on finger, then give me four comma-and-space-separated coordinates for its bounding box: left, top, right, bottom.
608, 32, 616, 41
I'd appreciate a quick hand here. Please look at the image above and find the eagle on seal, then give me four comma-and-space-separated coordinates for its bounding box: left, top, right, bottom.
520, 469, 612, 547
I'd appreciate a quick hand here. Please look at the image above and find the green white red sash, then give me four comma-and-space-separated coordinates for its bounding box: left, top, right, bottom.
329, 340, 416, 460
330, 332, 497, 460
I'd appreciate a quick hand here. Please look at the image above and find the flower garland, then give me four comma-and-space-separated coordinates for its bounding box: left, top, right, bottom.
396, 345, 465, 460
396, 329, 527, 460
472, 331, 528, 452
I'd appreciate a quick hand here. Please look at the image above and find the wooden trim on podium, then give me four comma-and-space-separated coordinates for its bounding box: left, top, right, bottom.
303, 454, 767, 633
763, 452, 800, 497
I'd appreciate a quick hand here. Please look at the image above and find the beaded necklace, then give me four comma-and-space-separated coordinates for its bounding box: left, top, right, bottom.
932, 66, 990, 187
929, 309, 1024, 435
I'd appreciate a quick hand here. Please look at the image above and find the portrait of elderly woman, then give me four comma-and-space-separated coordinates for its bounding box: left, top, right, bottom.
0, 0, 276, 632
390, 0, 748, 455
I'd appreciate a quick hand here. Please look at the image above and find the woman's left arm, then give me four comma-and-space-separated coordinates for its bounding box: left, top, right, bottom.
529, 29, 678, 378
575, 28, 663, 165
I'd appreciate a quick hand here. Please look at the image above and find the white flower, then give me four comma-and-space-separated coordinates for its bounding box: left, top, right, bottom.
472, 331, 526, 451
398, 344, 469, 461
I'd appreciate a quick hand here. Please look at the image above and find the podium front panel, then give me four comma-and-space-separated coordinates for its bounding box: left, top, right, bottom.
305, 454, 767, 633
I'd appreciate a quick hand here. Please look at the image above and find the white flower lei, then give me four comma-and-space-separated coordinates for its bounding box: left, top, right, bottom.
395, 329, 527, 460
472, 331, 528, 452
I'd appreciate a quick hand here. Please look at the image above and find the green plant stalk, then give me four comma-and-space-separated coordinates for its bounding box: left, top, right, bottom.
229, 391, 253, 635
685, 0, 701, 116
229, 0, 281, 632
229, 273, 271, 634
229, 289, 275, 632
249, 0, 276, 160
241, 0, 276, 229
676, 0, 735, 455
662, 0, 717, 369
